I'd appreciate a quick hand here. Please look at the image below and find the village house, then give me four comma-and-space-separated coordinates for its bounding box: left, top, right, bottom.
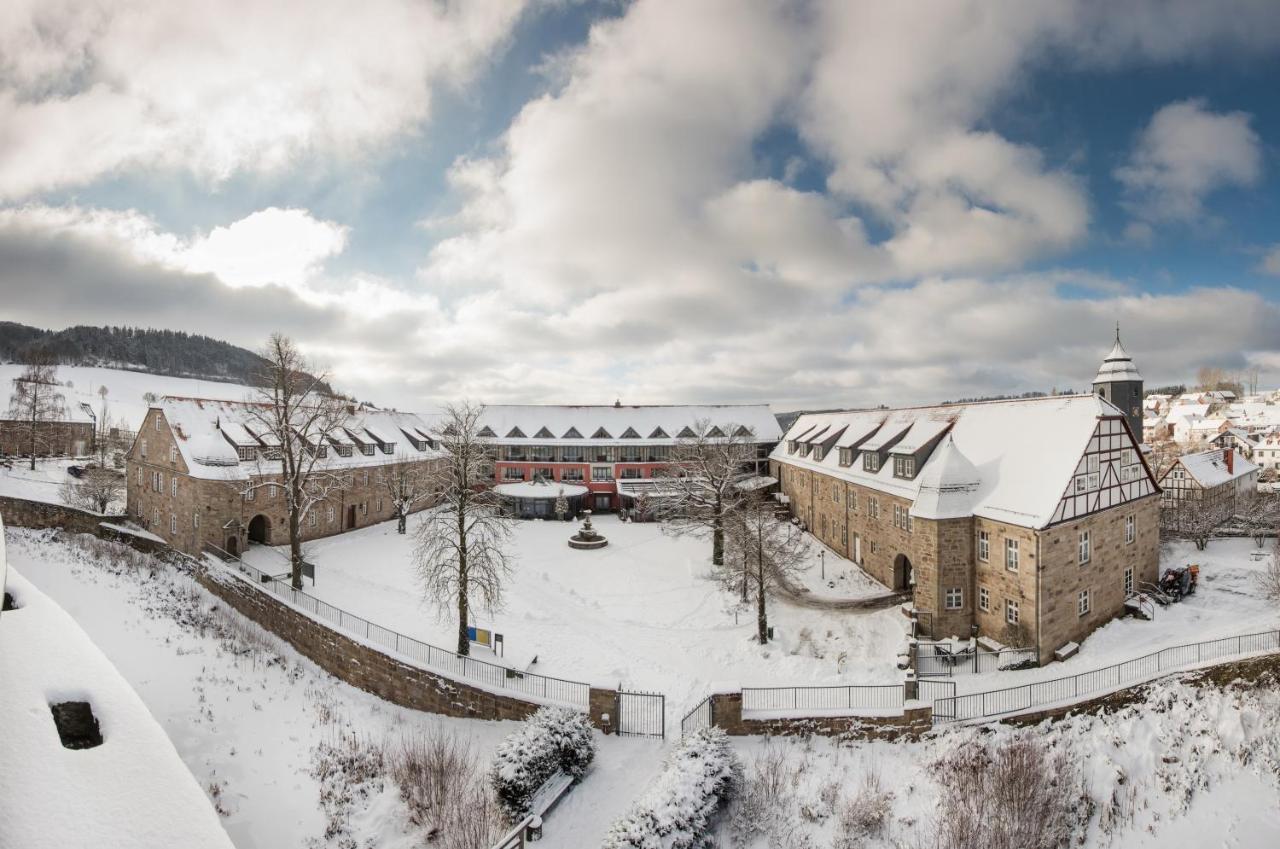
1157, 448, 1260, 518
478, 404, 781, 514
126, 397, 445, 557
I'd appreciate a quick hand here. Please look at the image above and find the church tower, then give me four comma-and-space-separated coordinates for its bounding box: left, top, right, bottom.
1093, 325, 1144, 440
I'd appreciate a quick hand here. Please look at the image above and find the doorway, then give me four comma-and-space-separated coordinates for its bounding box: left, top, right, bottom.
248, 514, 269, 544
594, 494, 612, 512
893, 553, 913, 591
226, 536, 239, 557
346, 505, 357, 529
853, 534, 862, 565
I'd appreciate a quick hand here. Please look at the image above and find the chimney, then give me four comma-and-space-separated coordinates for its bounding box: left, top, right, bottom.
1224, 447, 1233, 474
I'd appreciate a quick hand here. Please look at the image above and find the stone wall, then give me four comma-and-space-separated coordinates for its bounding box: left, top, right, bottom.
195, 565, 618, 729
0, 495, 123, 535
707, 690, 931, 740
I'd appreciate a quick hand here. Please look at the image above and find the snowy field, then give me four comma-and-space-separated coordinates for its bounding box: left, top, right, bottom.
0, 456, 127, 513
718, 669, 1280, 849
5, 528, 666, 848
243, 514, 910, 715
950, 536, 1280, 697
0, 363, 257, 431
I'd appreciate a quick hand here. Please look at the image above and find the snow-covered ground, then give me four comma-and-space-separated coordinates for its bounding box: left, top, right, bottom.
949, 537, 1280, 697
5, 528, 665, 848
718, 669, 1280, 848
0, 363, 257, 431
0, 456, 125, 513
243, 514, 910, 715
789, 530, 891, 601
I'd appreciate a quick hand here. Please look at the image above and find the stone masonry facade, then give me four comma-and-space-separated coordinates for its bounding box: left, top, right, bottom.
0, 419, 95, 458
127, 407, 443, 557
772, 458, 1160, 663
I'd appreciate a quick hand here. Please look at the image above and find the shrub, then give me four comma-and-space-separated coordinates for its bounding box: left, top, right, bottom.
490, 705, 596, 819
832, 769, 894, 848
602, 727, 742, 849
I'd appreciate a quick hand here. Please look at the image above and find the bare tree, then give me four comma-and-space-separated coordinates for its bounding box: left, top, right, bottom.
60, 467, 125, 514
378, 453, 435, 534
7, 356, 67, 470
658, 420, 758, 566
1161, 499, 1232, 550
1240, 492, 1280, 548
244, 333, 350, 589
722, 495, 808, 644
1256, 536, 1280, 604
414, 401, 512, 656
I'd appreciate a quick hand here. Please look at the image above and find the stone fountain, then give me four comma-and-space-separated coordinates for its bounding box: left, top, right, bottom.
567, 510, 608, 550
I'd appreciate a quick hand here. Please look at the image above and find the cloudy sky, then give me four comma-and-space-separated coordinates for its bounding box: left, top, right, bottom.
3, 0, 1280, 412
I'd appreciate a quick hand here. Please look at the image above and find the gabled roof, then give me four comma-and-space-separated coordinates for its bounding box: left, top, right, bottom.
473, 404, 781, 445
533, 426, 555, 439
888, 419, 951, 455
773, 395, 1131, 529
1174, 449, 1260, 488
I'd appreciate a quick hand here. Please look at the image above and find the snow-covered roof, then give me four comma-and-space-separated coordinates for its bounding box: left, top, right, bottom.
888, 418, 951, 455
1172, 449, 1260, 488
0, 566, 234, 849
909, 435, 982, 521
773, 394, 1135, 529
1092, 331, 1142, 384
494, 480, 589, 499
475, 404, 781, 445
1166, 403, 1210, 423
155, 397, 444, 480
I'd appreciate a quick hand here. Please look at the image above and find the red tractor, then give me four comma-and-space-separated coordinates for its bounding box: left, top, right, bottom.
1156, 564, 1199, 603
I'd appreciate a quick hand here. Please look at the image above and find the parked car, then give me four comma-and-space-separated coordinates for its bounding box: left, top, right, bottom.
67, 465, 85, 478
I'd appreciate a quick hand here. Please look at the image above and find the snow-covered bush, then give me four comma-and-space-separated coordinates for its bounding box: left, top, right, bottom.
832, 770, 894, 848
602, 727, 742, 849
490, 705, 596, 819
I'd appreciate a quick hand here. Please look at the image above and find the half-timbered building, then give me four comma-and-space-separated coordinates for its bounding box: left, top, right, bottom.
771, 394, 1160, 663
1158, 448, 1259, 520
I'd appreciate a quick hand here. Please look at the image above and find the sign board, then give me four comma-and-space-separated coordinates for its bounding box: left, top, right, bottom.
468, 626, 505, 657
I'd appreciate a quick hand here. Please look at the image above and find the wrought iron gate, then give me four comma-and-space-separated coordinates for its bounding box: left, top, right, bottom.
919, 678, 957, 721
617, 689, 665, 738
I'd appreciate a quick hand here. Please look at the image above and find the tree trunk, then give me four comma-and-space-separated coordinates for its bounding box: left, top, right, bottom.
289, 505, 304, 589
397, 510, 407, 534
756, 556, 768, 645
456, 507, 470, 656
712, 497, 724, 566
28, 419, 36, 471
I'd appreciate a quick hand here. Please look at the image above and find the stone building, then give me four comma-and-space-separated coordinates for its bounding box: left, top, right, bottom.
0, 404, 96, 458
771, 394, 1160, 663
126, 397, 445, 557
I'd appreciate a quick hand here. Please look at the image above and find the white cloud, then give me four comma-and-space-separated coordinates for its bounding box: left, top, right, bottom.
1262, 245, 1280, 276
1116, 98, 1263, 224
0, 0, 528, 199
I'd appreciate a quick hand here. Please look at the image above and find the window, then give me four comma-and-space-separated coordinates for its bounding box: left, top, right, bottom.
141, 438, 148, 458
1124, 567, 1134, 596
945, 587, 963, 610
787, 441, 797, 454
1075, 476, 1088, 493
503, 467, 524, 481
1078, 589, 1091, 616
269, 484, 277, 499
171, 478, 177, 498
831, 483, 839, 503
978, 530, 989, 562
863, 452, 880, 472
193, 511, 199, 529
136, 467, 142, 486
893, 505, 901, 528
869, 541, 878, 554
813, 447, 825, 461
1005, 538, 1019, 571
620, 468, 641, 480
1079, 530, 1091, 564
1005, 598, 1019, 625
246, 485, 255, 501
849, 492, 857, 514
893, 455, 915, 478
152, 508, 159, 528
309, 510, 317, 527
170, 514, 177, 534
1125, 514, 1135, 545
978, 586, 990, 612
562, 447, 584, 463
592, 466, 612, 482
169, 446, 176, 463
561, 468, 584, 482
536, 467, 555, 481
839, 448, 853, 466
237, 446, 255, 461
155, 416, 162, 432
869, 497, 879, 519
327, 506, 335, 523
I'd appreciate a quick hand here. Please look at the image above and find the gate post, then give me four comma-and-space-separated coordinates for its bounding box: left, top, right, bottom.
614, 688, 623, 735
903, 671, 918, 702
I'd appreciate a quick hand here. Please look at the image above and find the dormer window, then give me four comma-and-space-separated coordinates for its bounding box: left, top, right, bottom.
336, 444, 353, 457
506, 426, 526, 439
649, 427, 669, 439
361, 444, 375, 456
706, 426, 725, 437
838, 448, 853, 467
677, 426, 696, 438
621, 427, 640, 438
813, 447, 826, 461
534, 426, 554, 439
893, 455, 915, 479
563, 427, 583, 439
380, 442, 395, 455
799, 443, 812, 457
237, 446, 255, 461
788, 441, 797, 454
477, 426, 496, 438
863, 452, 880, 472
592, 427, 612, 439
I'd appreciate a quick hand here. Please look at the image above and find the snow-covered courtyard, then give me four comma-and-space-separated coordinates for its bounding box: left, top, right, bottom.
242, 513, 910, 715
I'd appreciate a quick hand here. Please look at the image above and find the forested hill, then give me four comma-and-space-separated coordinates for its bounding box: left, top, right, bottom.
0, 322, 334, 393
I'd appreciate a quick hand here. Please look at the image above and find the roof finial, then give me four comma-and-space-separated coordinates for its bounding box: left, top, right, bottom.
1115, 321, 1121, 344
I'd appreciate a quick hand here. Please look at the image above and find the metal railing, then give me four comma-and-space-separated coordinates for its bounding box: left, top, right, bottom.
680, 695, 713, 737
209, 549, 592, 710
741, 683, 904, 713
935, 629, 1280, 723
916, 642, 1038, 677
